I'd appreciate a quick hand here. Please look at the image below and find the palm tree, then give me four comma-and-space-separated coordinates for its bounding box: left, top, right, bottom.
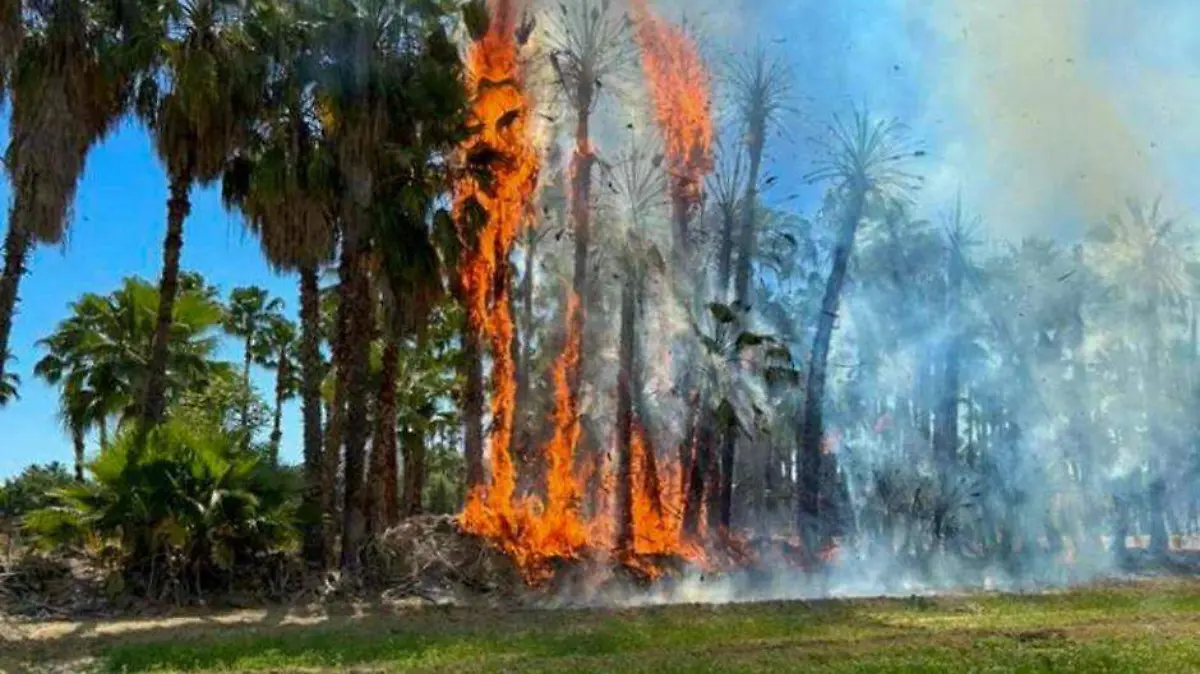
223, 286, 284, 441
34, 276, 224, 477
606, 138, 667, 552
257, 314, 298, 465
219, 0, 338, 565
685, 302, 793, 535
729, 47, 792, 306
0, 0, 160, 397
224, 287, 284, 387
798, 112, 919, 561
312, 0, 396, 569
1086, 198, 1196, 558
546, 0, 630, 440
936, 200, 982, 484
312, 0, 467, 569
707, 140, 747, 299
139, 0, 267, 429
366, 207, 448, 534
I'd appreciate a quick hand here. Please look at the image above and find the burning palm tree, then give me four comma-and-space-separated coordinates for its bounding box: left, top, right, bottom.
630, 0, 714, 266
456, 0, 542, 541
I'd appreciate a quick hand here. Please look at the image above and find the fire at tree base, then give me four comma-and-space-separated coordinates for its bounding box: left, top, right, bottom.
364, 514, 1200, 609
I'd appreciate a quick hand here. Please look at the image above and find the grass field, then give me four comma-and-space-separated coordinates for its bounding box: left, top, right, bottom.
6, 578, 1200, 673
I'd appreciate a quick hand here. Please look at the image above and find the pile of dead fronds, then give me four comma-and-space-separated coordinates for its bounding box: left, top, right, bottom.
0, 553, 108, 619
364, 515, 524, 604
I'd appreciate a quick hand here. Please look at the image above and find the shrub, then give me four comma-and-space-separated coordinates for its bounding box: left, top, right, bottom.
0, 462, 75, 522
0, 462, 76, 556
24, 420, 299, 600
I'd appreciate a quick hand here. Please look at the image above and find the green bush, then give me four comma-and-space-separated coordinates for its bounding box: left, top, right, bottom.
0, 462, 75, 522
24, 420, 299, 599
0, 462, 76, 555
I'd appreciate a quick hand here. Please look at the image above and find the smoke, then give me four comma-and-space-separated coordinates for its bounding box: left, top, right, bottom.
473, 0, 1200, 607
914, 0, 1188, 238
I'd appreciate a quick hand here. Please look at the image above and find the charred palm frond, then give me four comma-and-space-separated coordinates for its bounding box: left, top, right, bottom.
943, 193, 984, 258
544, 0, 632, 113
805, 110, 923, 198
707, 138, 746, 219
608, 134, 669, 237
726, 45, 795, 157
706, 138, 746, 293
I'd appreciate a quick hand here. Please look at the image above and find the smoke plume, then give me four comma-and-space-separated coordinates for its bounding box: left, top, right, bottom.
918, 0, 1173, 236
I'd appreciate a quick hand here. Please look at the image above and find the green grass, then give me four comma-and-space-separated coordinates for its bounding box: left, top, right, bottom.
10, 579, 1200, 673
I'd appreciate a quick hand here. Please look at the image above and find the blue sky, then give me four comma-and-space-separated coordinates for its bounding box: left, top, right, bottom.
3, 0, 1199, 478
0, 116, 304, 478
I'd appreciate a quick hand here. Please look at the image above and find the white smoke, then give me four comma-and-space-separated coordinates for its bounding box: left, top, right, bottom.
908, 0, 1200, 239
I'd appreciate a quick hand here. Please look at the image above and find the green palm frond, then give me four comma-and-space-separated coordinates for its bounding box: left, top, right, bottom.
0, 368, 19, 407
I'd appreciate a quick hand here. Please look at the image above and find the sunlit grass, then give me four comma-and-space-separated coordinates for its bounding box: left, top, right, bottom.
10, 579, 1200, 673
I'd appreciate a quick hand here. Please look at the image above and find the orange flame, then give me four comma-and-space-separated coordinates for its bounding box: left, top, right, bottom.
459, 1, 741, 587
627, 422, 707, 577
462, 291, 591, 584
631, 0, 714, 215
458, 0, 539, 541
544, 293, 583, 524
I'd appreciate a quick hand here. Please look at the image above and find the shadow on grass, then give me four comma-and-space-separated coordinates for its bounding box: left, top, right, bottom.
16, 579, 1200, 673
88, 600, 893, 673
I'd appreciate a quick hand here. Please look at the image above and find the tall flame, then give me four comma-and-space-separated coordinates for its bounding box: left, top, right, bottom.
458, 0, 731, 587
631, 0, 715, 220
458, 0, 539, 539
629, 422, 706, 574
543, 292, 584, 531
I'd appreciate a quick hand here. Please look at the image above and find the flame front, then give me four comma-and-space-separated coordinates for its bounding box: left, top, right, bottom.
458, 0, 539, 542
458, 0, 727, 587
631, 0, 715, 220
628, 422, 707, 577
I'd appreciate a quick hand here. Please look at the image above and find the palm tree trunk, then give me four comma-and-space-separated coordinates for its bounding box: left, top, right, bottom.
797, 184, 866, 565
683, 415, 713, 538
935, 249, 963, 484
516, 231, 537, 488
241, 336, 254, 442
298, 266, 325, 564
368, 339, 400, 536
569, 94, 595, 498
141, 174, 190, 428
733, 131, 764, 305
462, 330, 485, 490
322, 396, 343, 569
269, 355, 287, 465
615, 269, 636, 555
98, 416, 109, 452
72, 425, 85, 482
717, 207, 735, 300
243, 340, 253, 383
718, 421, 736, 530
705, 430, 723, 533
0, 222, 31, 387
401, 424, 425, 517
338, 240, 373, 570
